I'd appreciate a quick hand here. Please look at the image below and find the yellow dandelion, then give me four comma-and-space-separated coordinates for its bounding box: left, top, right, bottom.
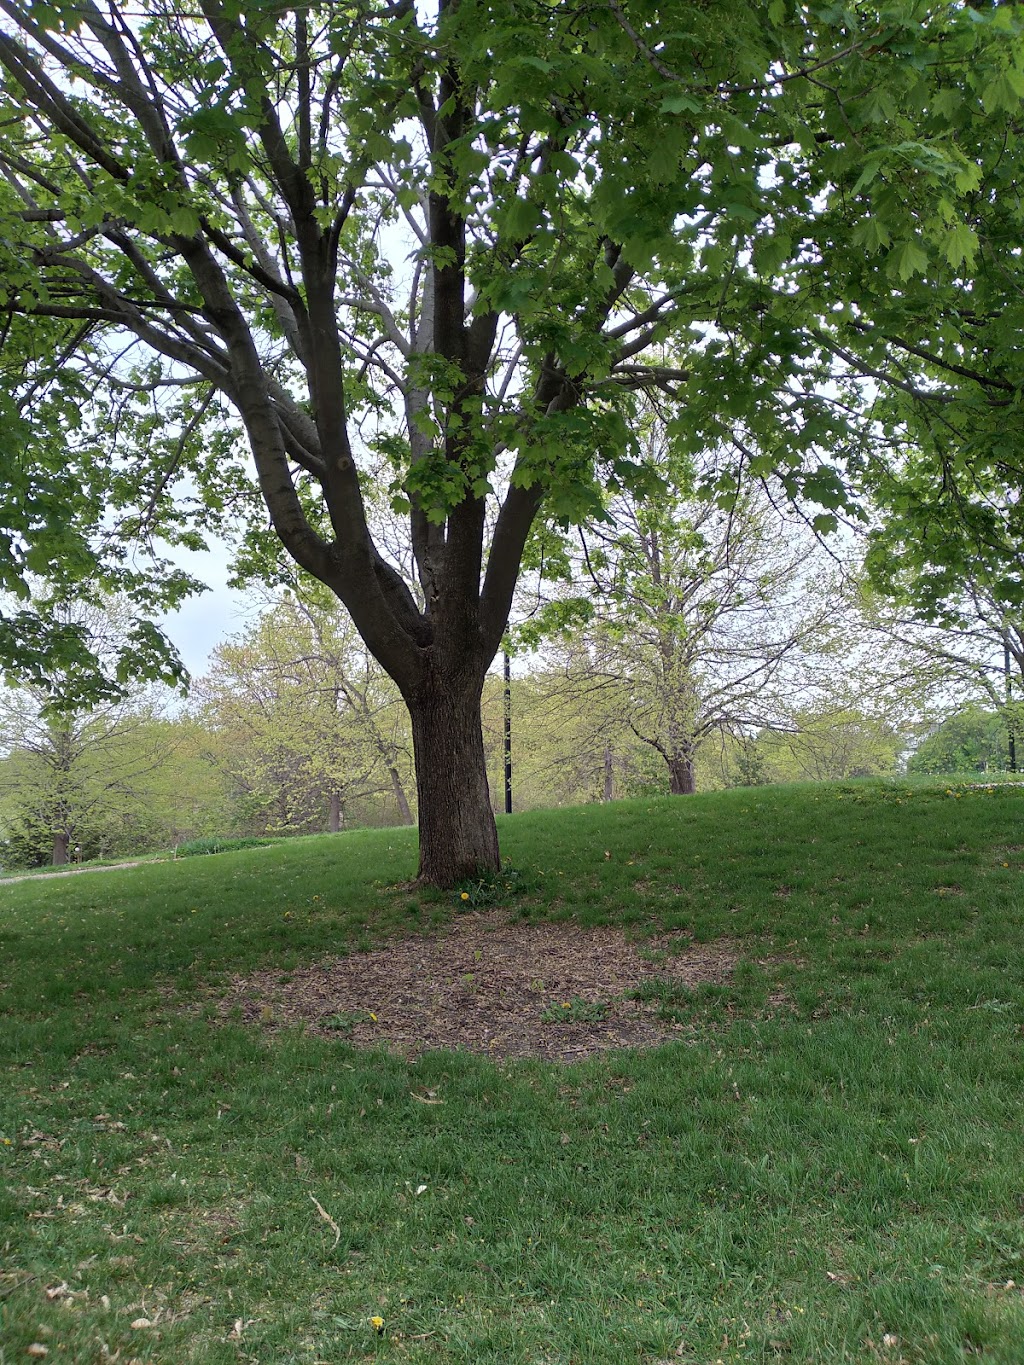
370, 1315, 385, 1334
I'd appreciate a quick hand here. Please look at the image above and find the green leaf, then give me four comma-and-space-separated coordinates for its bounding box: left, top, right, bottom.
943, 221, 979, 271
753, 232, 792, 276
500, 198, 543, 241
659, 93, 701, 115
170, 205, 201, 236
954, 162, 983, 194
852, 217, 892, 253
981, 73, 1022, 115
647, 138, 679, 185
931, 87, 962, 121
849, 155, 883, 198
887, 239, 929, 281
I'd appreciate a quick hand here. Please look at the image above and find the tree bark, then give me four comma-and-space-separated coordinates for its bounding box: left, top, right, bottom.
328, 791, 342, 833
389, 768, 414, 826
52, 830, 69, 865
603, 745, 614, 801
668, 752, 697, 795
408, 668, 499, 884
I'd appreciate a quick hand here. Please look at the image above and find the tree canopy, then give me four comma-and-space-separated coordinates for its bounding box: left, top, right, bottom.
0, 0, 1021, 880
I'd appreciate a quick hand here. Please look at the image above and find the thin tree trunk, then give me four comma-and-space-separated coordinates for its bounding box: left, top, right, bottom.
668, 752, 697, 795
389, 768, 414, 825
328, 791, 342, 833
603, 745, 614, 801
408, 668, 499, 884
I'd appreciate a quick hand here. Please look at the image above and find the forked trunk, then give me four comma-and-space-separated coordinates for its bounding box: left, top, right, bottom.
668, 752, 697, 795
409, 670, 499, 886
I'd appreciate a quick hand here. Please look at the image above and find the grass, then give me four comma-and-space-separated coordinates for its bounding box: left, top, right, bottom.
2, 777, 1024, 1362
173, 835, 274, 857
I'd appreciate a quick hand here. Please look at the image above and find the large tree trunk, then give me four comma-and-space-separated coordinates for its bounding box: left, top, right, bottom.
409, 669, 499, 885
667, 752, 697, 795
52, 830, 69, 866
328, 791, 343, 833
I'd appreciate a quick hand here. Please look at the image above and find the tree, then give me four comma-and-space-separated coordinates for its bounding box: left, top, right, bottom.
198, 591, 414, 834
754, 707, 905, 783
526, 417, 830, 794
0, 601, 180, 864
0, 710, 221, 866
485, 662, 663, 808
908, 705, 1008, 777
795, 5, 1024, 610
863, 496, 1024, 711
0, 1, 1015, 881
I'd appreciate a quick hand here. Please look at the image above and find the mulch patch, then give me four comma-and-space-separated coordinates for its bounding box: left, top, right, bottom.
213, 911, 746, 1062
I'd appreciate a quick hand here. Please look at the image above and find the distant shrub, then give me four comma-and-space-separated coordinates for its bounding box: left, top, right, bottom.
175, 836, 272, 857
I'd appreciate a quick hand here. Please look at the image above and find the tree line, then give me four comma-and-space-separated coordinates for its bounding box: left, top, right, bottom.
3, 447, 1019, 869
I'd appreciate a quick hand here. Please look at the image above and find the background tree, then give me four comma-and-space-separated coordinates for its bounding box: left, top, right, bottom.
0, 1, 1012, 882
0, 710, 228, 867
0, 600, 182, 865
483, 661, 664, 809
753, 708, 906, 784
197, 593, 414, 835
864, 498, 1024, 750
908, 705, 1009, 777
527, 417, 831, 794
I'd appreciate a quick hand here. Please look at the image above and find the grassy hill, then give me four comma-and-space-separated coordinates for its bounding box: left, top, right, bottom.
2, 778, 1024, 1362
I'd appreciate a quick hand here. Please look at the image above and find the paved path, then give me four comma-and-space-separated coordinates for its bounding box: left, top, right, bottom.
0, 859, 167, 886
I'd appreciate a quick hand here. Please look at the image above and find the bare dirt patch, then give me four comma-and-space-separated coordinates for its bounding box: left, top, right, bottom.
214, 911, 745, 1062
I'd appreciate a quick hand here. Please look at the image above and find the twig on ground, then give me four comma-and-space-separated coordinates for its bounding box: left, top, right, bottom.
308, 1192, 341, 1249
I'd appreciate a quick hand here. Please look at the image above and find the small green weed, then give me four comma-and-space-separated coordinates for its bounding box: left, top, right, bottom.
627, 976, 693, 1006
455, 862, 533, 908
627, 975, 694, 1021
322, 1009, 375, 1034
540, 995, 610, 1023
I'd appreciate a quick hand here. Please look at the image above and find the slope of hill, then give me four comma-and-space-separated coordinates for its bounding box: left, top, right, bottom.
2, 778, 1024, 1362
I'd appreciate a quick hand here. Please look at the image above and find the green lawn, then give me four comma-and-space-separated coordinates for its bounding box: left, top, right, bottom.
3, 778, 1024, 1362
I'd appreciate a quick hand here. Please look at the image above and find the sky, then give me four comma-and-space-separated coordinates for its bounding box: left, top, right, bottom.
156, 542, 255, 681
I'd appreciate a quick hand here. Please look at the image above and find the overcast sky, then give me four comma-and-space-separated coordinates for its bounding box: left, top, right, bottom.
157, 542, 255, 681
